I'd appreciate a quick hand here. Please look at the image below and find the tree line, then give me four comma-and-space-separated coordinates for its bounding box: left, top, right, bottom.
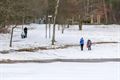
0, 0, 48, 29
0, 0, 120, 29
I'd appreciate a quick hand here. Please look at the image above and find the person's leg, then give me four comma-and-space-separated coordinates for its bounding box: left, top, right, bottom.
81, 44, 83, 51
26, 32, 27, 38
88, 46, 91, 50
80, 45, 82, 50
87, 46, 89, 50
88, 47, 90, 50
25, 32, 27, 38
89, 46, 91, 50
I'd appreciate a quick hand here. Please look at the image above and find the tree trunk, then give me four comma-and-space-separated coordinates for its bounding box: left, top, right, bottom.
79, 15, 82, 30
62, 25, 64, 34
49, 21, 51, 38
110, 3, 117, 24
103, 0, 108, 24
52, 0, 60, 45
10, 25, 17, 47
97, 15, 101, 24
91, 15, 94, 24
45, 14, 48, 38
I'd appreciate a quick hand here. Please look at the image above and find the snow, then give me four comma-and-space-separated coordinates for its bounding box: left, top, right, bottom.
0, 24, 120, 60
0, 62, 120, 80
1, 24, 120, 49
0, 43, 119, 60
0, 24, 120, 80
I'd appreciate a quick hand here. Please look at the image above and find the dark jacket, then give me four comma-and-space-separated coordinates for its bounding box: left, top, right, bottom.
24, 27, 27, 33
87, 40, 92, 47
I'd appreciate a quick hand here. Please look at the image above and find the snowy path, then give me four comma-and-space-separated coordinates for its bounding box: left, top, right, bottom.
0, 62, 120, 80
0, 43, 119, 60
0, 42, 118, 53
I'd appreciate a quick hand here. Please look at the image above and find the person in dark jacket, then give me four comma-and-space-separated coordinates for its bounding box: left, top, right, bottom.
80, 37, 84, 51
87, 39, 92, 50
24, 27, 28, 38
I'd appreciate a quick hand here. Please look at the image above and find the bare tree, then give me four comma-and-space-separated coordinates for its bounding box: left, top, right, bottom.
52, 0, 60, 45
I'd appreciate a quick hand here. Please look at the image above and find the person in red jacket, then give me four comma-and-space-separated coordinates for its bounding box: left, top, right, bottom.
87, 39, 92, 50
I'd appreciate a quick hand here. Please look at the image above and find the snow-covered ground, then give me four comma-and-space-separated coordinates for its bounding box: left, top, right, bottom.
0, 24, 120, 80
0, 43, 119, 60
0, 62, 120, 80
0, 24, 120, 60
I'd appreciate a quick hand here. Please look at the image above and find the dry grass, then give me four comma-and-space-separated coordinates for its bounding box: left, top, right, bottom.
0, 28, 9, 33
0, 58, 120, 64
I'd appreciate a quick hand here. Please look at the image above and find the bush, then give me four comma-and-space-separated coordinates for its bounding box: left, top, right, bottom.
0, 27, 9, 33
